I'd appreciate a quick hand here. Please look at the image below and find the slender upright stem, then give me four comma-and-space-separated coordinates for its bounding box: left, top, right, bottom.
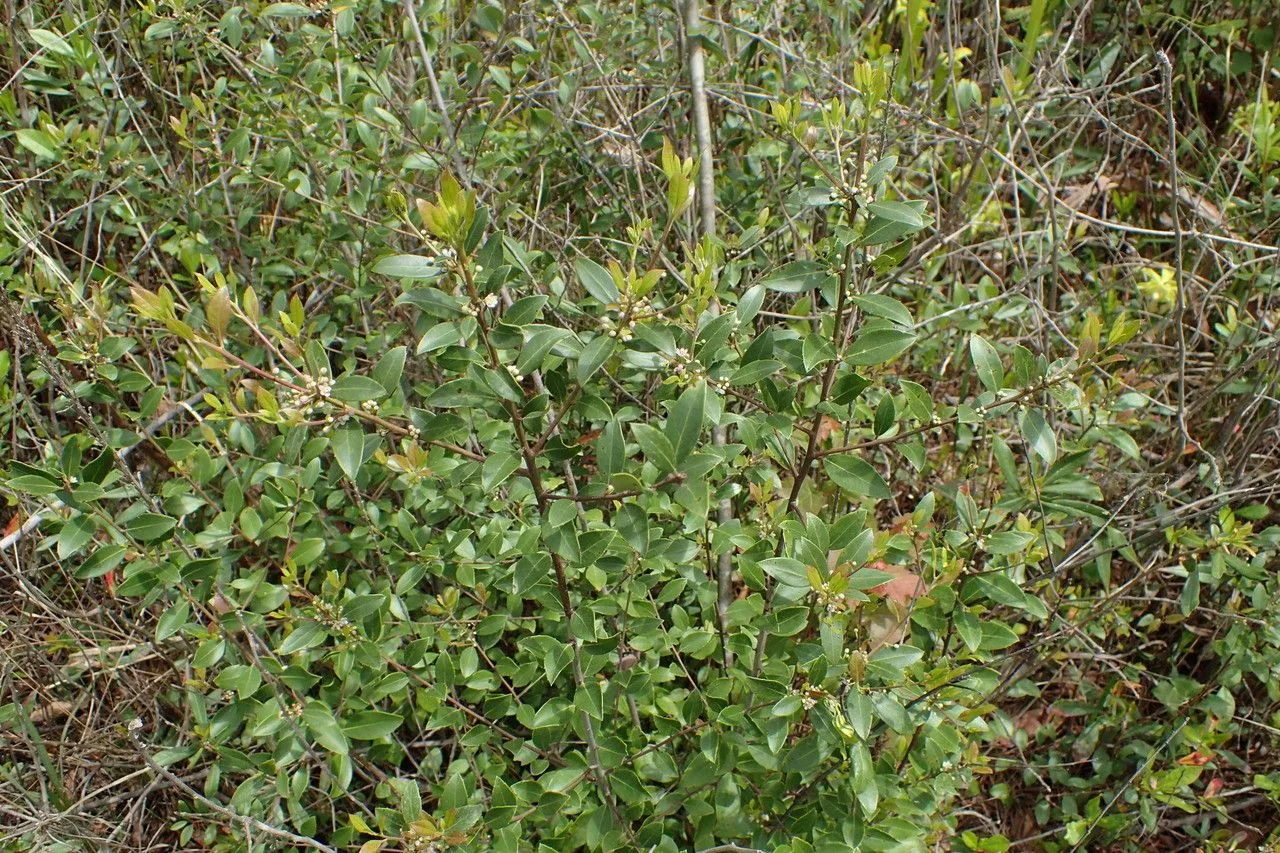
684, 0, 733, 666
1156, 51, 1190, 458
686, 0, 716, 237
404, 0, 471, 186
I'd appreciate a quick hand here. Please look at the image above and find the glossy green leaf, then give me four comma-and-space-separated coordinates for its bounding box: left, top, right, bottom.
330, 375, 387, 402
846, 329, 916, 365
75, 543, 126, 579
373, 254, 442, 279
302, 702, 349, 754
417, 321, 462, 354
759, 557, 808, 588
760, 261, 830, 293
1020, 408, 1057, 465
576, 258, 618, 304
632, 423, 676, 474
332, 425, 366, 480
824, 456, 890, 500
577, 334, 615, 384
126, 512, 176, 542
666, 381, 707, 464
850, 294, 913, 328
969, 334, 1004, 393
372, 346, 407, 395
15, 129, 60, 160
342, 710, 404, 740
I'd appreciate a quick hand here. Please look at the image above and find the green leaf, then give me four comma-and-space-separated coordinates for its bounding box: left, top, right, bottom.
632, 423, 676, 474
824, 456, 890, 500
597, 418, 625, 476
278, 621, 327, 654
372, 346, 407, 396
759, 557, 809, 588
332, 425, 367, 480
729, 359, 783, 385
850, 294, 913, 328
482, 452, 521, 490
262, 2, 315, 17
873, 396, 895, 437
373, 254, 442, 279
330, 375, 387, 403
666, 382, 707, 464
969, 334, 1004, 392
865, 199, 925, 228
576, 258, 618, 304
126, 512, 176, 542
56, 514, 96, 558
861, 200, 930, 245
1020, 408, 1057, 466
302, 702, 349, 755
517, 325, 571, 375
845, 692, 875, 740
6, 475, 61, 496
979, 622, 1020, 651
832, 372, 871, 405
342, 710, 404, 740
291, 537, 325, 566
15, 128, 61, 160
954, 609, 982, 652
1180, 569, 1200, 616
864, 154, 898, 187
389, 778, 422, 823
984, 531, 1035, 555
737, 285, 765, 323
215, 665, 262, 699
760, 261, 830, 293
514, 554, 550, 594
577, 334, 615, 384
29, 28, 75, 57
898, 379, 933, 421
846, 329, 916, 365
502, 294, 547, 326
802, 334, 837, 371
155, 600, 189, 641
868, 644, 924, 678
75, 543, 126, 579
417, 321, 462, 354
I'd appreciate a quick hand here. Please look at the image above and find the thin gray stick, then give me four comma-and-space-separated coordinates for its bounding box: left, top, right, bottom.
1156, 51, 1191, 457
684, 0, 735, 667
403, 0, 471, 186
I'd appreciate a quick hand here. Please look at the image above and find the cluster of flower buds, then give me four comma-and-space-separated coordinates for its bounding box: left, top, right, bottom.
276, 365, 333, 417
669, 346, 694, 376
813, 577, 852, 616
600, 314, 635, 341
795, 683, 822, 710
313, 600, 352, 634
459, 291, 500, 317
601, 293, 657, 341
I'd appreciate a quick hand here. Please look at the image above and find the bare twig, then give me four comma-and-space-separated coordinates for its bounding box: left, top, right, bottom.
683, 0, 735, 668
403, 0, 470, 186
1155, 51, 1191, 459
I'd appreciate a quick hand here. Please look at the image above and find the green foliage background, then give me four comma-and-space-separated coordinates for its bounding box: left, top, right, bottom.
2, 0, 1279, 851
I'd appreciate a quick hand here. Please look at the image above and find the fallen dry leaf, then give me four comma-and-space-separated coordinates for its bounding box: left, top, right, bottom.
867, 562, 926, 605
1177, 749, 1214, 767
